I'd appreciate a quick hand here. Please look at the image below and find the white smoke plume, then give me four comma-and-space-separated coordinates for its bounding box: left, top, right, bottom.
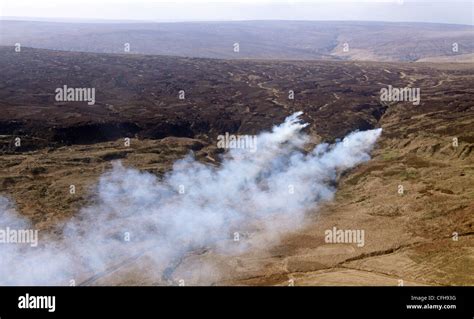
0, 112, 382, 285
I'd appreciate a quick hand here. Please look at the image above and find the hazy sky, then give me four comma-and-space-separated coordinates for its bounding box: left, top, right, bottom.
1, 0, 473, 25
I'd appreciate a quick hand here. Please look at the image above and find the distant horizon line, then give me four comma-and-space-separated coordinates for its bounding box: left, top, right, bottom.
1, 17, 473, 27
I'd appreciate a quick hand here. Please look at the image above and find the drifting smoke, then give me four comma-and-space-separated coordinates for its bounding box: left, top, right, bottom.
0, 112, 382, 285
